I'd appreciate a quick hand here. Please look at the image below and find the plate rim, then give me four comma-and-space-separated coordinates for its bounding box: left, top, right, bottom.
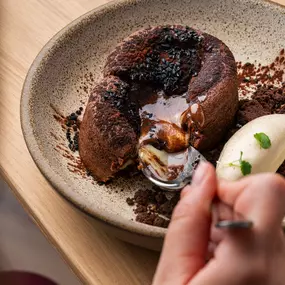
20, 0, 285, 239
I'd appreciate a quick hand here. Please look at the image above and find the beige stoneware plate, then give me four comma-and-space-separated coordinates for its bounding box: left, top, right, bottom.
21, 0, 285, 250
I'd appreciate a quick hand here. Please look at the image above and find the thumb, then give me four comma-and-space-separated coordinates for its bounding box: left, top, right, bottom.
153, 162, 216, 285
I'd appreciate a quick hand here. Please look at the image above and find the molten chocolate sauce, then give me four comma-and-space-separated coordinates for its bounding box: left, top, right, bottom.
139, 90, 190, 152
138, 90, 203, 180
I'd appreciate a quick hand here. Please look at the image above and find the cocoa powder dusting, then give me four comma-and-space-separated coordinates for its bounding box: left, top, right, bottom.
237, 51, 284, 99
51, 102, 94, 179
51, 68, 94, 174
51, 50, 285, 229
50, 132, 59, 141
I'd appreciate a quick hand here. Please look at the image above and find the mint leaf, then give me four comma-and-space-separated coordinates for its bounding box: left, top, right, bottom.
239, 152, 252, 176
254, 132, 271, 149
240, 160, 252, 176
228, 151, 252, 176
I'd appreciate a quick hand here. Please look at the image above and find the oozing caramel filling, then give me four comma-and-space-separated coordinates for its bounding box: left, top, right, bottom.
139, 91, 190, 153
138, 90, 203, 180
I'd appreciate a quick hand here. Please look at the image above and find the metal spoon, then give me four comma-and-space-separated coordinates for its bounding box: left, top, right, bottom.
141, 146, 253, 229
141, 146, 204, 191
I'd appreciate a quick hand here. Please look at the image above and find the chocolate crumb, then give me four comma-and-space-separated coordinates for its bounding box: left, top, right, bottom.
153, 216, 170, 228
134, 205, 147, 213
136, 212, 156, 225
126, 197, 135, 206
155, 192, 167, 205
128, 188, 179, 227
134, 189, 154, 205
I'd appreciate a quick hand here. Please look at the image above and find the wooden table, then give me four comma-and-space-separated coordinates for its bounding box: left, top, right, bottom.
0, 0, 284, 284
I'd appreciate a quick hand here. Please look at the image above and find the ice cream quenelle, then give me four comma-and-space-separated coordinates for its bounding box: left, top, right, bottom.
216, 114, 285, 181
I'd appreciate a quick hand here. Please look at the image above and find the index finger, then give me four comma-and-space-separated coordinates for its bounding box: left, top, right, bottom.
153, 162, 217, 285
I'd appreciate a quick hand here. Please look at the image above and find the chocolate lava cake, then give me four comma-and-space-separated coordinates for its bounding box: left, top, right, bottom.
79, 25, 238, 182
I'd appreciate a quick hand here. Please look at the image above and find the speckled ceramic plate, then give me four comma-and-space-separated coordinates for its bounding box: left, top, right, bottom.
21, 0, 285, 250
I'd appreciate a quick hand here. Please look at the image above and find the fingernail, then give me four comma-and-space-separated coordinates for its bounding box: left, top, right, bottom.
192, 161, 208, 186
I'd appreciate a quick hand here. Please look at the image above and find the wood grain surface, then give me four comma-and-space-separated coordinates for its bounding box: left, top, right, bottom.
0, 0, 284, 284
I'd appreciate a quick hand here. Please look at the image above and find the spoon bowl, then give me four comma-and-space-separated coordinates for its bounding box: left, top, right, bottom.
141, 146, 205, 191
141, 146, 254, 230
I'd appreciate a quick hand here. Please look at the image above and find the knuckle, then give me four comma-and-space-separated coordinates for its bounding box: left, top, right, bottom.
242, 258, 269, 283
271, 174, 285, 190
256, 173, 285, 197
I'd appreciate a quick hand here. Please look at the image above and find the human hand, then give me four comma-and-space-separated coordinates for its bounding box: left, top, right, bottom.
153, 162, 285, 285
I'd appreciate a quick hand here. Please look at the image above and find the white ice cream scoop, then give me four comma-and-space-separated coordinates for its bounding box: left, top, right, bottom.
216, 114, 285, 181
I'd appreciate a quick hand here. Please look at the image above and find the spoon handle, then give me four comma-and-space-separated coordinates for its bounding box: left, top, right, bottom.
215, 220, 253, 229
212, 200, 285, 231
212, 199, 253, 230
